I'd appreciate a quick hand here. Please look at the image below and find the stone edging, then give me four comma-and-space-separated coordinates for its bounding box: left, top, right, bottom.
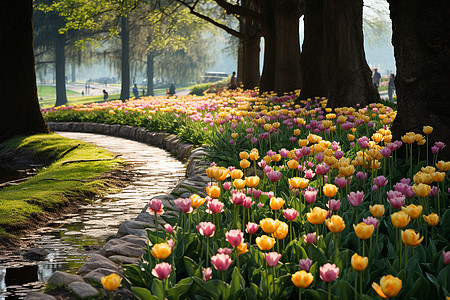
27, 123, 211, 299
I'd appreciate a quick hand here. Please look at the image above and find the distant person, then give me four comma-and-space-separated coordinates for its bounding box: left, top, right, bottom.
229, 71, 237, 90
168, 84, 176, 96
388, 73, 396, 101
142, 89, 145, 97
372, 68, 381, 89
81, 91, 84, 96
132, 83, 139, 98
103, 90, 108, 101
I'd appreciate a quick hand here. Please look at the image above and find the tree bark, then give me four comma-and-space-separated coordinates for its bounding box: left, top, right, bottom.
388, 0, 450, 160
300, 0, 327, 99
120, 16, 130, 101
54, 32, 67, 107
323, 0, 378, 108
273, 0, 302, 94
242, 33, 261, 90
0, 1, 48, 143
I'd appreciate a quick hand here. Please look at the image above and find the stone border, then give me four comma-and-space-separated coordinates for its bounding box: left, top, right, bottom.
26, 123, 211, 299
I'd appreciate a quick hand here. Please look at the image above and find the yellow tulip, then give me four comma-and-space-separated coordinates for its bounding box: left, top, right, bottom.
151, 243, 172, 259
347, 134, 355, 142
206, 166, 216, 179
421, 166, 435, 174
423, 126, 433, 135
287, 159, 299, 170
323, 184, 338, 197
432, 171, 445, 183
353, 222, 374, 240
260, 218, 281, 234
326, 215, 346, 233
291, 270, 314, 288
239, 151, 249, 160
237, 242, 249, 254
288, 177, 309, 189
230, 169, 244, 180
206, 185, 221, 199
273, 221, 289, 240
263, 155, 272, 164
339, 165, 355, 177
298, 139, 309, 147
293, 129, 301, 136
423, 213, 439, 226
231, 133, 238, 139
271, 154, 282, 162
256, 235, 276, 251
436, 160, 450, 172
413, 172, 433, 184
245, 176, 260, 188
369, 204, 385, 218
372, 275, 402, 298
190, 194, 206, 208
270, 197, 285, 210
390, 211, 410, 228
233, 179, 246, 190
306, 207, 327, 225
240, 159, 251, 169
264, 124, 272, 131
351, 253, 368, 271
249, 151, 259, 161
401, 229, 424, 247
401, 204, 423, 219
215, 168, 229, 181
412, 183, 431, 197
101, 273, 122, 291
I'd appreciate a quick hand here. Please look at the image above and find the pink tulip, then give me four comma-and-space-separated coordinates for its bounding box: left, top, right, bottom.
148, 199, 164, 215
357, 137, 369, 149
430, 186, 439, 198
315, 152, 324, 163
315, 163, 330, 175
363, 216, 379, 229
348, 191, 364, 207
320, 263, 339, 282
299, 258, 313, 272
334, 150, 344, 160
174, 198, 193, 213
242, 196, 253, 208
252, 189, 262, 199
164, 223, 174, 234
258, 160, 267, 168
283, 208, 298, 221
231, 192, 246, 205
257, 202, 265, 209
334, 177, 347, 188
443, 251, 450, 265
152, 262, 172, 279
279, 148, 290, 158
327, 199, 341, 211
166, 239, 175, 249
264, 166, 273, 174
356, 171, 367, 182
196, 222, 215, 237
305, 169, 316, 179
304, 188, 318, 204
218, 248, 233, 255
267, 171, 282, 183
246, 222, 259, 234
202, 267, 212, 281
303, 233, 317, 245
379, 147, 392, 158
387, 190, 405, 209
206, 199, 224, 214
225, 229, 244, 247
211, 254, 233, 271
265, 252, 282, 267
222, 181, 231, 190
374, 176, 388, 188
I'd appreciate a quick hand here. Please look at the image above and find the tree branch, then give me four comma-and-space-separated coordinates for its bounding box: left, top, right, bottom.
213, 0, 264, 24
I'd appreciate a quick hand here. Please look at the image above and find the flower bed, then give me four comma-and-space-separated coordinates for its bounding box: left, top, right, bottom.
42, 90, 450, 299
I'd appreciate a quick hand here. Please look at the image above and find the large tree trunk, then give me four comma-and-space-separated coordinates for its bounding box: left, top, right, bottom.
242, 33, 261, 90
300, 0, 327, 99
54, 32, 67, 107
388, 0, 450, 160
146, 52, 154, 96
323, 0, 378, 108
273, 0, 302, 94
120, 16, 130, 101
0, 1, 48, 143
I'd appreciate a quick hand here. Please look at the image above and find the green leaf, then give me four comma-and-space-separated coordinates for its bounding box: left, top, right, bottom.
131, 286, 158, 300
403, 277, 423, 299
166, 277, 193, 300
425, 272, 441, 294
183, 256, 199, 277
151, 279, 165, 299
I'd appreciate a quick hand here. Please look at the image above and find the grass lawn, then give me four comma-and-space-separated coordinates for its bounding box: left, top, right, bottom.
0, 133, 123, 242
38, 85, 80, 99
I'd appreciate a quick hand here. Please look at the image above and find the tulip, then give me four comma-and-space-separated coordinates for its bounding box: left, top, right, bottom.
218, 248, 233, 255
401, 229, 424, 247
246, 222, 259, 234
287, 159, 299, 170
164, 223, 174, 234
339, 165, 355, 177
239, 151, 249, 160
292, 270, 314, 288
391, 211, 411, 228
303, 233, 317, 245
233, 179, 246, 190
289, 177, 309, 189
206, 185, 221, 199
256, 235, 276, 251
351, 253, 368, 271
202, 267, 212, 281
436, 160, 450, 172
388, 194, 405, 209
413, 172, 433, 184
353, 222, 374, 240
423, 126, 433, 135
283, 208, 298, 221
270, 197, 285, 210
443, 251, 450, 265
423, 213, 439, 226
432, 171, 445, 183
237, 242, 249, 254
152, 262, 172, 280
211, 253, 233, 272
148, 199, 164, 215
327, 199, 341, 211
190, 194, 206, 208
306, 207, 327, 225
230, 169, 244, 180
260, 218, 280, 234
320, 263, 339, 282
245, 176, 260, 188
226, 229, 244, 248
101, 273, 122, 291
273, 221, 289, 240
412, 183, 431, 197
265, 252, 282, 267
267, 171, 282, 183
240, 159, 251, 169
363, 216, 379, 229
315, 163, 330, 175
222, 181, 231, 190
374, 176, 388, 188
206, 199, 224, 214
326, 215, 345, 233
323, 184, 338, 197
304, 188, 318, 204
151, 243, 172, 260
369, 204, 385, 218
249, 151, 259, 161
401, 204, 423, 219
231, 191, 246, 205
334, 177, 347, 188
372, 275, 402, 298
197, 222, 215, 237
348, 191, 364, 207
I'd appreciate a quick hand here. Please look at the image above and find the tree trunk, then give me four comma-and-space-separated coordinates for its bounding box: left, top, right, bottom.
388, 0, 450, 160
237, 17, 245, 85
300, 0, 327, 99
71, 63, 76, 82
54, 32, 67, 107
242, 33, 261, 90
273, 0, 302, 94
120, 16, 130, 101
0, 1, 48, 142
323, 0, 378, 108
147, 52, 154, 96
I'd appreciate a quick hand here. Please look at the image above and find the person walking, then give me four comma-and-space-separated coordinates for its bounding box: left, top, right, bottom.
132, 83, 139, 98
388, 73, 396, 101
229, 71, 237, 90
103, 90, 108, 101
372, 68, 381, 89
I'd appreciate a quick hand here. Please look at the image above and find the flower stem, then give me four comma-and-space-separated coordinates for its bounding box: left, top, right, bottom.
354, 271, 358, 300
299, 287, 302, 300
328, 281, 332, 300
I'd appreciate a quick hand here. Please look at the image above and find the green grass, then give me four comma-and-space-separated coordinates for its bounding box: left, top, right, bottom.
37, 86, 80, 99
39, 93, 122, 109
0, 133, 122, 240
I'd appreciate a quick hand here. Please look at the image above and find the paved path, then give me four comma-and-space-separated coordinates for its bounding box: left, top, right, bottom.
0, 132, 186, 299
